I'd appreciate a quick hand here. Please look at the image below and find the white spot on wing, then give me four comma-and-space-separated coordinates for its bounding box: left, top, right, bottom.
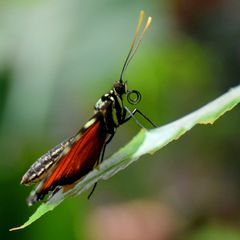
84, 118, 96, 129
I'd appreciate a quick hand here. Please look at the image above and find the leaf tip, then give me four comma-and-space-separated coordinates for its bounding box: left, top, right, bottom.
9, 225, 25, 232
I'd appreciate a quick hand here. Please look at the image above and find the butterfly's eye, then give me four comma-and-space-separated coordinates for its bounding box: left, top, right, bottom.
127, 90, 141, 105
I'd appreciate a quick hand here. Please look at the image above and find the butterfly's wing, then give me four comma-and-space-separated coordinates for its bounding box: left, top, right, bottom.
21, 136, 77, 186
23, 113, 108, 206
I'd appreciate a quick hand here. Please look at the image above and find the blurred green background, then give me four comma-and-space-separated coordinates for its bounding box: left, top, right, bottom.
0, 0, 239, 239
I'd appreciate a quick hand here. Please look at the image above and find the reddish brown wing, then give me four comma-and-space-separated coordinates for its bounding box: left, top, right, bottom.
34, 115, 107, 202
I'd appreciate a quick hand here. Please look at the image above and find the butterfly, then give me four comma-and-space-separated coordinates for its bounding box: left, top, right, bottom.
21, 11, 156, 206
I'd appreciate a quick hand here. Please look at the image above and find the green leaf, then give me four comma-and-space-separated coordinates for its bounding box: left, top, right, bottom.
9, 203, 56, 231
10, 85, 240, 231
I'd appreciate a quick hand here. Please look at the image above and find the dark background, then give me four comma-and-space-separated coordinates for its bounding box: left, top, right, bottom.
0, 0, 239, 239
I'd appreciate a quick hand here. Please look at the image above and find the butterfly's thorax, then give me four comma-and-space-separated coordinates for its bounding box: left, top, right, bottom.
95, 87, 126, 134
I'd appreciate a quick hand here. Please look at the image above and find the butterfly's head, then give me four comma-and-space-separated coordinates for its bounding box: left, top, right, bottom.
113, 80, 141, 105
113, 80, 127, 96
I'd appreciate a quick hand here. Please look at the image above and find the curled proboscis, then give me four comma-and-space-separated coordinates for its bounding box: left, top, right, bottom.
127, 90, 141, 105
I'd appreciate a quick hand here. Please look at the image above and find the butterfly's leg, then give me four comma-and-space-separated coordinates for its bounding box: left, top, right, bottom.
99, 133, 115, 164
123, 106, 157, 128
88, 133, 115, 199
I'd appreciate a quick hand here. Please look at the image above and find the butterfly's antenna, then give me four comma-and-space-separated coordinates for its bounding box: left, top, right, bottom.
119, 10, 145, 82
123, 16, 152, 74
119, 11, 152, 82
